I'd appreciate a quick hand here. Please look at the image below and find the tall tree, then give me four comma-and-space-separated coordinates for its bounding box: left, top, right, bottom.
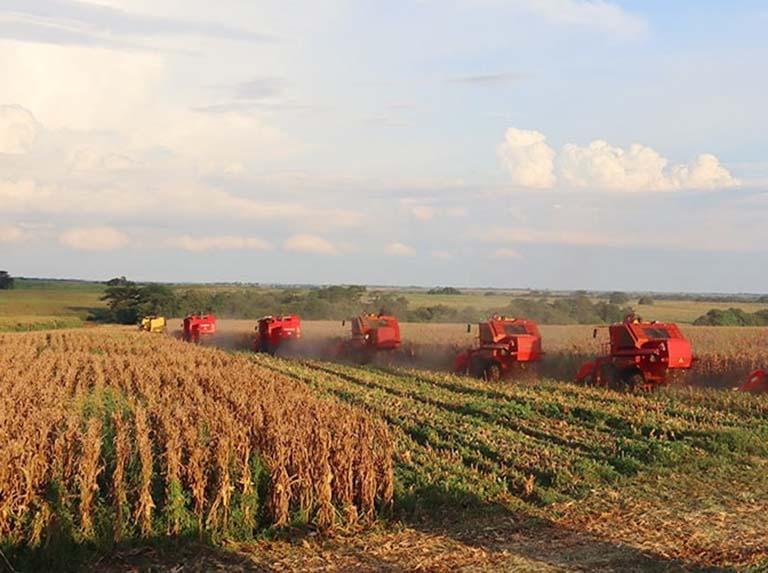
0, 271, 14, 290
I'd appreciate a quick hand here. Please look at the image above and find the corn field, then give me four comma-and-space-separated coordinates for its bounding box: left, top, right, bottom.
0, 330, 393, 555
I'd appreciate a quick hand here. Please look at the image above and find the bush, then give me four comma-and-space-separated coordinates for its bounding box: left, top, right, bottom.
638, 296, 655, 306
693, 307, 768, 326
427, 287, 463, 295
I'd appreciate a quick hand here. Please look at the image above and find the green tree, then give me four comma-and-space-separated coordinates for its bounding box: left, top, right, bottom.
0, 271, 14, 290
609, 291, 630, 304
638, 296, 655, 306
101, 278, 142, 324
137, 284, 178, 317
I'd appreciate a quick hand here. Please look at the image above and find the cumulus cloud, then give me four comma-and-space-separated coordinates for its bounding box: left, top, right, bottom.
500, 127, 739, 192
284, 234, 339, 255
0, 105, 41, 154
491, 247, 523, 259
59, 226, 129, 250
498, 128, 556, 189
559, 141, 739, 192
0, 226, 23, 242
167, 235, 272, 252
385, 242, 416, 256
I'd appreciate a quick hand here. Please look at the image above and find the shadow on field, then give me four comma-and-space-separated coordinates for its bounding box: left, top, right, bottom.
397, 487, 720, 573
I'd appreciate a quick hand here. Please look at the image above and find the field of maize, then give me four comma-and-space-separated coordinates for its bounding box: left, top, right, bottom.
2, 323, 768, 571
0, 330, 393, 568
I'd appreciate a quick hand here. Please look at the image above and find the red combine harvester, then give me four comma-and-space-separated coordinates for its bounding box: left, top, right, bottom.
739, 370, 768, 394
254, 314, 302, 355
576, 314, 694, 391
182, 313, 217, 343
454, 315, 543, 381
338, 313, 401, 363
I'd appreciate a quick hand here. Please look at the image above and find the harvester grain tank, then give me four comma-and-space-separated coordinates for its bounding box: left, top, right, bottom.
338, 313, 401, 362
254, 314, 302, 354
182, 313, 217, 343
575, 314, 694, 391
139, 316, 166, 333
454, 315, 543, 381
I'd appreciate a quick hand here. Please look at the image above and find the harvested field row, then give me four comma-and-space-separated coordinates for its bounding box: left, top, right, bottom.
256, 354, 768, 569
0, 331, 393, 567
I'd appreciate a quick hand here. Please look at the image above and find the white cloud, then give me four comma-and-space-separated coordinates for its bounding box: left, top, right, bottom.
402, 200, 469, 221
167, 235, 272, 252
523, 0, 646, 37
560, 141, 739, 192
0, 105, 41, 154
0, 178, 363, 228
500, 127, 739, 192
491, 247, 523, 259
385, 242, 416, 256
483, 226, 620, 247
432, 250, 453, 260
69, 146, 139, 172
284, 234, 339, 255
0, 226, 23, 243
59, 226, 129, 250
498, 128, 556, 189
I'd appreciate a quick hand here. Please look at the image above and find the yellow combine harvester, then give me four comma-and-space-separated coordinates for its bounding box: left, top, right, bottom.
139, 316, 167, 333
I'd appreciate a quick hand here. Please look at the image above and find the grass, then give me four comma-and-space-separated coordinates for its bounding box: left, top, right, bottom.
0, 279, 105, 318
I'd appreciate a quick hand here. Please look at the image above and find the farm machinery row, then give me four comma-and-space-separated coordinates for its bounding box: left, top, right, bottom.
249, 311, 702, 391
138, 309, 767, 394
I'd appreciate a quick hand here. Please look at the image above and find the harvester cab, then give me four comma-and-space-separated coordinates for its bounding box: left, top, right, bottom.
255, 314, 302, 354
576, 314, 693, 391
182, 313, 217, 343
139, 316, 166, 333
338, 313, 401, 362
454, 315, 542, 381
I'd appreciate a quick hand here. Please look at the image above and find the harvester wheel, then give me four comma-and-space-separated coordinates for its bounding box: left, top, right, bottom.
625, 372, 645, 391
484, 362, 502, 383
599, 364, 619, 389
469, 356, 486, 379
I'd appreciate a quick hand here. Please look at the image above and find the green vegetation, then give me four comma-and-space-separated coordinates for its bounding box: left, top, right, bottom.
273, 358, 767, 509
638, 295, 655, 305
693, 307, 768, 326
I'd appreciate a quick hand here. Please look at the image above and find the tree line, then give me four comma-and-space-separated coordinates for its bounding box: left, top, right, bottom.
97, 278, 633, 326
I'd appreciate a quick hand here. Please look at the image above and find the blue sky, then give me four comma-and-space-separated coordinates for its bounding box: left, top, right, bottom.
0, 0, 766, 291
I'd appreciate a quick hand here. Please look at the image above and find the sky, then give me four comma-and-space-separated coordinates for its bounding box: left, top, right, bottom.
0, 0, 767, 291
